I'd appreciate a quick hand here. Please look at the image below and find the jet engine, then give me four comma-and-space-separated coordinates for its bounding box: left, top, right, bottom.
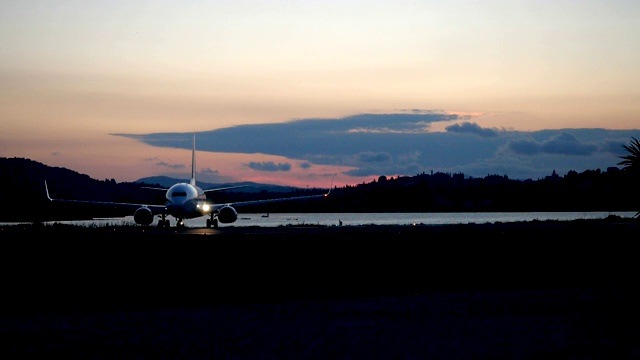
217, 205, 238, 224
134, 206, 154, 226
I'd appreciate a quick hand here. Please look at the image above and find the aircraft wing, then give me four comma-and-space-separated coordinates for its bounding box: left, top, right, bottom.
142, 185, 246, 193
45, 181, 167, 216
211, 191, 330, 211
204, 185, 246, 193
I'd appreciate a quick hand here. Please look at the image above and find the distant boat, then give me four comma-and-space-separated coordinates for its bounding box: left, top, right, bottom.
262, 213, 269, 217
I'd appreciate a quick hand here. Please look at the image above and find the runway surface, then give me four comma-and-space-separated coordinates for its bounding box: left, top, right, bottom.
1, 219, 638, 357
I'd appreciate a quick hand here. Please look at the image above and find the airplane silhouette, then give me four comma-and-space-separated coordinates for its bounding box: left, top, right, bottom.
45, 134, 331, 228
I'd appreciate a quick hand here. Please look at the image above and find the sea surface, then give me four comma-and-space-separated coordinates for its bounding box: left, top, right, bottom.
16, 211, 638, 228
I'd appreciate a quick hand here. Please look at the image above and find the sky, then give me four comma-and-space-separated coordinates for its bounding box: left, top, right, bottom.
1, 1, 639, 188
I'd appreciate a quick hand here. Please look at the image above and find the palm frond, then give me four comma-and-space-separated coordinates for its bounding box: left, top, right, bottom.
618, 136, 640, 170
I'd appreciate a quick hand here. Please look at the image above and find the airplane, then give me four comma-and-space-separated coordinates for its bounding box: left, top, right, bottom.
45, 134, 331, 228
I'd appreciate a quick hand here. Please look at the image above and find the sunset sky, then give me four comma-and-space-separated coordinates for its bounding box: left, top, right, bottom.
1, 1, 639, 188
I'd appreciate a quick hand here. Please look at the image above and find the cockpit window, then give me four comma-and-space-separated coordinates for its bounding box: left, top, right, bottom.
172, 191, 187, 197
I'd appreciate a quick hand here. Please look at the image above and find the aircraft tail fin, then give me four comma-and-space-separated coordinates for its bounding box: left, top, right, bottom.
190, 134, 196, 187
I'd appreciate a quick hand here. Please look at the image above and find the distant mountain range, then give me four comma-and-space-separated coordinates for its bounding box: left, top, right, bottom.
1, 156, 638, 222
134, 176, 301, 193
0, 157, 321, 221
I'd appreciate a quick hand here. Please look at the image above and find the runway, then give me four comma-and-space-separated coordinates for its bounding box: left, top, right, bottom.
1, 219, 638, 357
1, 218, 637, 306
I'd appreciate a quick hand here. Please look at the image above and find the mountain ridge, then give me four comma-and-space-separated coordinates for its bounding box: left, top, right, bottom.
1, 156, 638, 222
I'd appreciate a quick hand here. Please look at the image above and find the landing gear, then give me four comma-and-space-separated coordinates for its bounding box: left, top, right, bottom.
155, 216, 187, 228
157, 215, 170, 228
206, 215, 218, 228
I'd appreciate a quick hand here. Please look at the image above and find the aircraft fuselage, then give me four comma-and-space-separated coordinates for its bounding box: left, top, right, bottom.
165, 183, 211, 220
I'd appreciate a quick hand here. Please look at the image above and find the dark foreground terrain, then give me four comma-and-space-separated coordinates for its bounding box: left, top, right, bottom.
1, 218, 638, 358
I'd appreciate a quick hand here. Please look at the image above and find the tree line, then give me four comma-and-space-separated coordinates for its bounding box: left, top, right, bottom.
0, 136, 638, 221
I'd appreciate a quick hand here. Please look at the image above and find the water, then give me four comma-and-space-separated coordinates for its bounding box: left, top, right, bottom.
11, 211, 636, 228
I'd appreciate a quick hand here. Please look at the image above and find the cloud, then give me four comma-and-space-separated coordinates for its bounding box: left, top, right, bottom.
506, 132, 598, 156
397, 151, 421, 163
156, 161, 185, 169
201, 167, 219, 175
289, 113, 458, 134
445, 122, 500, 138
602, 140, 629, 155
357, 152, 392, 163
300, 162, 312, 169
248, 161, 292, 172
195, 167, 237, 184
343, 151, 414, 176
541, 133, 597, 155
505, 138, 541, 156
344, 162, 424, 177
115, 113, 640, 181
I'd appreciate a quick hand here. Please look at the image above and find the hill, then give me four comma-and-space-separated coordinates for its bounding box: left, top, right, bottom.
0, 157, 638, 222
135, 176, 299, 193
0, 157, 317, 222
